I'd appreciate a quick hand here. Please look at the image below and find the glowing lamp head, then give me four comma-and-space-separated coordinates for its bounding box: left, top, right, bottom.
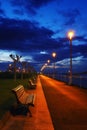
52, 52, 56, 58
47, 60, 50, 63
68, 30, 74, 40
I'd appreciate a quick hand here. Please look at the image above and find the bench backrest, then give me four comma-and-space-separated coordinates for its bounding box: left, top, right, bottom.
29, 79, 36, 85
30, 80, 34, 85
12, 85, 35, 106
12, 85, 25, 104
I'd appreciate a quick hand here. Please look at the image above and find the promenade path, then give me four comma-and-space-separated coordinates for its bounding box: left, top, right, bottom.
40, 75, 87, 130
1, 75, 87, 130
1, 76, 54, 130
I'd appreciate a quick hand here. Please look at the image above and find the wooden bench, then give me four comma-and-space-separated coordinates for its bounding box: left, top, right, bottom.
28, 79, 36, 89
12, 85, 36, 116
32, 76, 37, 83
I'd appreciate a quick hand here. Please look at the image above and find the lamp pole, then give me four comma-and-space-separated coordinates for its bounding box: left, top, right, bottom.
68, 30, 74, 85
52, 52, 56, 78
47, 59, 50, 76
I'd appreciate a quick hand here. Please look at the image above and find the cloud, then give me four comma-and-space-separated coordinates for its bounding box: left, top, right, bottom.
59, 8, 80, 25
13, 9, 24, 16
40, 51, 48, 54
73, 44, 87, 58
0, 2, 6, 17
0, 9, 5, 17
29, 0, 53, 8
0, 49, 16, 62
0, 17, 59, 52
75, 36, 87, 42
10, 0, 54, 15
10, 0, 53, 8
1, 17, 86, 64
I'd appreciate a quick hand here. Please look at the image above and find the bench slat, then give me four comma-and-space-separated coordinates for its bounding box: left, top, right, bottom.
26, 94, 36, 105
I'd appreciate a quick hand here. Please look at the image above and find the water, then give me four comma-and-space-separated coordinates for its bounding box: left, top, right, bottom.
55, 74, 87, 89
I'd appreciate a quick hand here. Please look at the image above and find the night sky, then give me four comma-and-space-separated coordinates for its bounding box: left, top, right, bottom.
0, 0, 87, 73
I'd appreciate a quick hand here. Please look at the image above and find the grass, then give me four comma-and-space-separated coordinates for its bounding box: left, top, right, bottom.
0, 78, 29, 119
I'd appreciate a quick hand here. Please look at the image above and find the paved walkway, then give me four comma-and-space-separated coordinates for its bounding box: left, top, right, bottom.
1, 76, 54, 130
40, 75, 87, 130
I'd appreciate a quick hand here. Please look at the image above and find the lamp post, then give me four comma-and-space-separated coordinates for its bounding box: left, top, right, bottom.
67, 30, 74, 85
47, 60, 50, 76
52, 52, 56, 78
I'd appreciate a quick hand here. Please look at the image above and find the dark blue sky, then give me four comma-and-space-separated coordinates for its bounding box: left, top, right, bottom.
0, 0, 87, 73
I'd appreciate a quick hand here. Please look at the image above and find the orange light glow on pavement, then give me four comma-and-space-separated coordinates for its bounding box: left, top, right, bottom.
40, 75, 87, 108
40, 74, 87, 129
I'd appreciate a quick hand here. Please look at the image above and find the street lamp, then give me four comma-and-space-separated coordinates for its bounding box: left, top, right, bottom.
52, 52, 56, 78
52, 52, 56, 58
67, 30, 74, 85
47, 59, 50, 63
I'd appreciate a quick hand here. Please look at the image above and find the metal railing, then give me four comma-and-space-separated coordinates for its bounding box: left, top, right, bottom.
54, 74, 87, 88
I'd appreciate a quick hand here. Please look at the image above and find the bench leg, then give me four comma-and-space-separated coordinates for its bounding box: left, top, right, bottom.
26, 104, 33, 117
28, 108, 32, 117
